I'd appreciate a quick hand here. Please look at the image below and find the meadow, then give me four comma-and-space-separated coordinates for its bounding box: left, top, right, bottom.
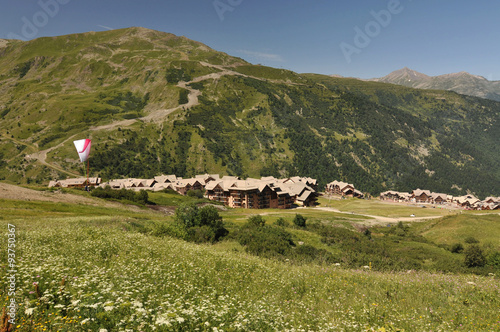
1, 189, 500, 331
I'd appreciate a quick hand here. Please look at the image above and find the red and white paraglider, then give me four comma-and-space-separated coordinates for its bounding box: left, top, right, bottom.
73, 139, 92, 190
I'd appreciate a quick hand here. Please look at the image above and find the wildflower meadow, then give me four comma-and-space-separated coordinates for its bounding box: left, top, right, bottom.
1, 215, 499, 331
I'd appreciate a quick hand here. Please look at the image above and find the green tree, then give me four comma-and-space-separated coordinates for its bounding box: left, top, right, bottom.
464, 244, 486, 268
174, 203, 199, 229
274, 217, 287, 227
174, 203, 227, 243
293, 214, 307, 228
137, 190, 149, 204
450, 243, 464, 254
247, 215, 266, 227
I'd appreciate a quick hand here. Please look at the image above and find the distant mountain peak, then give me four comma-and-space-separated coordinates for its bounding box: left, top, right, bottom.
369, 67, 500, 101
382, 67, 429, 81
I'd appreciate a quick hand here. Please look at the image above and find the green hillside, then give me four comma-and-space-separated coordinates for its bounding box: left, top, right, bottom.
0, 27, 499, 198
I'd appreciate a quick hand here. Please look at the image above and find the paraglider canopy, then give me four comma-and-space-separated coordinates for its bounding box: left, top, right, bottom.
73, 139, 91, 162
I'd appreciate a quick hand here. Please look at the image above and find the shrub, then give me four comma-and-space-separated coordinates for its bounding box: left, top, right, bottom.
137, 190, 149, 204
464, 236, 479, 244
186, 189, 204, 198
238, 225, 294, 258
247, 215, 266, 228
274, 217, 287, 227
150, 221, 187, 239
91, 186, 149, 204
450, 243, 464, 253
487, 251, 500, 269
464, 244, 486, 268
363, 228, 372, 239
293, 245, 335, 264
293, 214, 307, 228
188, 225, 216, 244
174, 203, 227, 243
174, 203, 199, 229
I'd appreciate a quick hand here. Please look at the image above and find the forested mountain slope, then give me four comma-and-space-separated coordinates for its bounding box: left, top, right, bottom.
0, 27, 498, 197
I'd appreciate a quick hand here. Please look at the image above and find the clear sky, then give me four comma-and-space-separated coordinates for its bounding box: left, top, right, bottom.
1, 0, 499, 80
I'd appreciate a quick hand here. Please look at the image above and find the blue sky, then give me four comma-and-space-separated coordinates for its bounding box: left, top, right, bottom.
1, 0, 499, 79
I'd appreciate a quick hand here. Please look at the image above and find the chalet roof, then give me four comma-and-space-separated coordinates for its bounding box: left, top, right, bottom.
221, 176, 240, 181
48, 181, 61, 187
50, 177, 102, 187
152, 183, 175, 192
175, 178, 203, 187
205, 181, 222, 191
431, 193, 447, 200
412, 189, 431, 197
297, 190, 313, 202
154, 174, 177, 183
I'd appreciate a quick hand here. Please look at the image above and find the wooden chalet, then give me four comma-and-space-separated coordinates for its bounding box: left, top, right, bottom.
49, 177, 101, 188
411, 189, 432, 203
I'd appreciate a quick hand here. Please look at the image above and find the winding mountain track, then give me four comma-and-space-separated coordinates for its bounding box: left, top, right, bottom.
91, 63, 253, 129
20, 63, 286, 173
29, 134, 81, 177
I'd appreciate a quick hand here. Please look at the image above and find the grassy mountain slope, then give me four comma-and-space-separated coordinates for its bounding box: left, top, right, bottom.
0, 27, 499, 198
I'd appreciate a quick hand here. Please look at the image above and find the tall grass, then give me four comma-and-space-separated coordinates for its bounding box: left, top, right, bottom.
1, 216, 499, 331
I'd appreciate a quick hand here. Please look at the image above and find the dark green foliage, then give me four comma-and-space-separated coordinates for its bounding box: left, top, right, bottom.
0, 108, 11, 118
174, 203, 227, 243
464, 244, 486, 268
166, 67, 191, 84
174, 203, 200, 229
393, 221, 409, 237
450, 243, 464, 253
293, 214, 307, 228
137, 190, 149, 205
186, 189, 204, 198
464, 236, 479, 244
274, 217, 288, 227
0, 153, 6, 168
247, 215, 266, 227
487, 251, 500, 268
14, 59, 35, 78
150, 221, 187, 239
178, 88, 189, 104
293, 245, 335, 264
92, 130, 176, 179
39, 133, 64, 148
237, 224, 294, 258
305, 223, 468, 272
91, 186, 149, 204
363, 228, 372, 239
98, 90, 149, 119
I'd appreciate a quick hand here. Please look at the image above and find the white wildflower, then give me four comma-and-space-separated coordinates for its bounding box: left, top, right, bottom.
25, 308, 35, 316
